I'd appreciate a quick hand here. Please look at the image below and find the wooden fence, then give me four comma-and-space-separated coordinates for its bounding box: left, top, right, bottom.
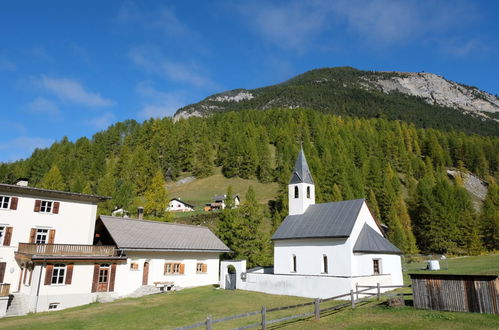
410, 274, 499, 314
174, 284, 406, 330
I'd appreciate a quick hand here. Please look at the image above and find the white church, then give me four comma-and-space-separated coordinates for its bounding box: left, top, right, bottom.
220, 148, 403, 298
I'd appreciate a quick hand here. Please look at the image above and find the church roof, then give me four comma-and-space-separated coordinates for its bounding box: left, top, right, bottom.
272, 199, 365, 240
289, 148, 314, 184
353, 224, 402, 255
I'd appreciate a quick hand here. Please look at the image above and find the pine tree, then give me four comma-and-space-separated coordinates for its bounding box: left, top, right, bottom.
480, 183, 499, 250
144, 170, 170, 221
39, 165, 65, 191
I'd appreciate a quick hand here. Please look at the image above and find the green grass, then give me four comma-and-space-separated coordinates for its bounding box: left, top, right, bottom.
167, 167, 279, 207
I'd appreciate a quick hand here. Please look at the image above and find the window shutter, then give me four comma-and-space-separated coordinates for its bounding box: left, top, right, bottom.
109, 264, 116, 292
44, 264, 53, 285
65, 264, 74, 284
179, 263, 185, 275
3, 227, 12, 246
34, 200, 41, 212
29, 228, 36, 243
0, 262, 6, 283
202, 264, 207, 273
52, 202, 60, 214
91, 264, 99, 292
48, 229, 56, 244
10, 197, 18, 210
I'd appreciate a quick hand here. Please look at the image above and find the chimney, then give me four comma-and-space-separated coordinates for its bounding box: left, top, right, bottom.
137, 207, 144, 220
16, 179, 29, 187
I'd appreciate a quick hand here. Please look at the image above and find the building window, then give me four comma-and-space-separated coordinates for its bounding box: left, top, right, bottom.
164, 262, 183, 275
51, 264, 66, 284
40, 200, 53, 213
323, 255, 328, 274
99, 264, 110, 284
0, 226, 4, 245
373, 259, 381, 275
294, 186, 299, 198
196, 263, 207, 273
292, 255, 297, 272
48, 303, 60, 310
130, 262, 139, 270
36, 229, 49, 244
307, 186, 311, 199
0, 196, 10, 209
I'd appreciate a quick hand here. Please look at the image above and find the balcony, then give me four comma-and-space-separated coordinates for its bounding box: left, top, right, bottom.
17, 243, 119, 258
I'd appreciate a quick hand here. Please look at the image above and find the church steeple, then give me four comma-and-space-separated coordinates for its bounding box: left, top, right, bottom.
288, 147, 315, 215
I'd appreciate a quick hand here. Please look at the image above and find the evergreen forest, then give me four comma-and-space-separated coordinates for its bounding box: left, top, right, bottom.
0, 108, 498, 267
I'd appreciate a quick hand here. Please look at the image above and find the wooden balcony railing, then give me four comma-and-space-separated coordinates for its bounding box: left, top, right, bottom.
17, 243, 118, 257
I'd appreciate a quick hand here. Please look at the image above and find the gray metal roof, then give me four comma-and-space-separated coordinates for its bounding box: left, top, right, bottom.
272, 199, 365, 240
353, 224, 402, 255
99, 216, 230, 252
289, 148, 314, 184
169, 198, 195, 208
0, 183, 110, 202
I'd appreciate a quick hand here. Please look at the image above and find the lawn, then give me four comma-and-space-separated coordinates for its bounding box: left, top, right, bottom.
167, 167, 279, 207
2, 255, 497, 329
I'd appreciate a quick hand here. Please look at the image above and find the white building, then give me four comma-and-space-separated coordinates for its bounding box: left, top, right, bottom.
0, 181, 229, 316
166, 198, 195, 212
206, 194, 240, 211
220, 148, 403, 299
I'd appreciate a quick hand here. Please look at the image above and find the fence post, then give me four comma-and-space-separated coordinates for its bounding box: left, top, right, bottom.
206, 315, 212, 330
377, 283, 380, 301
356, 283, 359, 301
314, 298, 320, 320
350, 289, 355, 308
261, 306, 266, 330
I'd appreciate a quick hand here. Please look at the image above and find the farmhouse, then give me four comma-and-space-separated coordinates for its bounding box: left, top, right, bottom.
220, 148, 403, 299
205, 194, 240, 211
166, 198, 195, 212
0, 181, 229, 316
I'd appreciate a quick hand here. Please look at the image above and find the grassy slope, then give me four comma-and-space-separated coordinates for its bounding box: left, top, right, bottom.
2, 255, 498, 329
167, 167, 279, 207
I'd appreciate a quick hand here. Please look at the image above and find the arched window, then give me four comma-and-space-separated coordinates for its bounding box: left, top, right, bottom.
294, 186, 299, 198
323, 255, 328, 274
292, 255, 297, 272
307, 186, 311, 199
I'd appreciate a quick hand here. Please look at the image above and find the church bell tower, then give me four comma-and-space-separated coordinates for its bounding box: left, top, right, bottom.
288, 147, 315, 215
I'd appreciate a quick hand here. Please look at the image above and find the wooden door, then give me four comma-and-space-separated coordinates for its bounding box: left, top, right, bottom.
97, 264, 110, 292
142, 262, 149, 285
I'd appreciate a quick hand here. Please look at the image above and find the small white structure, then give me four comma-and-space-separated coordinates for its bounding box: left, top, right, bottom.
166, 198, 195, 212
221, 148, 403, 299
207, 194, 240, 211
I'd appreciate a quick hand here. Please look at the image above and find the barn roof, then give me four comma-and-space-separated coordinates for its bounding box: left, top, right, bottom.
99, 216, 230, 252
272, 199, 365, 240
353, 224, 402, 255
289, 147, 314, 185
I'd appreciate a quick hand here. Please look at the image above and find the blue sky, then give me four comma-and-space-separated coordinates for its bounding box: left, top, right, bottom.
1, 0, 498, 162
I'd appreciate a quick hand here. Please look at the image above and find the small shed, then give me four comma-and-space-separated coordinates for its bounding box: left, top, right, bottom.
410, 274, 499, 314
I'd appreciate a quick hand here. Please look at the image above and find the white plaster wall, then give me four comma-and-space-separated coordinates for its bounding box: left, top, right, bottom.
274, 238, 351, 276
114, 251, 221, 296
353, 253, 403, 285
167, 201, 193, 212
241, 273, 396, 299
0, 192, 98, 294
288, 183, 315, 216
220, 260, 246, 289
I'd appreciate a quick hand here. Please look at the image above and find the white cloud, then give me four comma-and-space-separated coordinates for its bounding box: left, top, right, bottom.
0, 55, 15, 71
28, 97, 60, 115
0, 137, 54, 162
129, 48, 216, 88
87, 112, 116, 130
37, 76, 115, 107
136, 81, 186, 119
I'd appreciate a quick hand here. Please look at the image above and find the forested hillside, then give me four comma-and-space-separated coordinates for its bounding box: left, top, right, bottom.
1, 109, 497, 266
175, 67, 499, 136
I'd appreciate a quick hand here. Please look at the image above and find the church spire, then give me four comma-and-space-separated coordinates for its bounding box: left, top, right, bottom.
289, 147, 314, 185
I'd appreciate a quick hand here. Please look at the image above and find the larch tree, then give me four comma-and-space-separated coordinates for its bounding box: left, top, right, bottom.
39, 164, 65, 191
144, 170, 170, 221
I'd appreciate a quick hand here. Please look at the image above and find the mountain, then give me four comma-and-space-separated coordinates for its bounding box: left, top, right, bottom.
174, 67, 499, 135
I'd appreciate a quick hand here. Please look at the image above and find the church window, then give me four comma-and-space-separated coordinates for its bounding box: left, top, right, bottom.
323, 255, 328, 274
307, 186, 311, 199
294, 186, 299, 199
373, 259, 381, 275
292, 255, 297, 272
